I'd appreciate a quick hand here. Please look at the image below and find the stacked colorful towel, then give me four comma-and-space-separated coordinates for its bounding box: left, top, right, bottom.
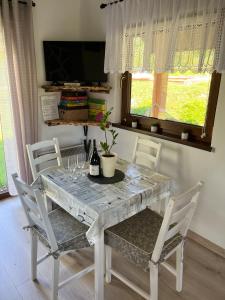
58, 91, 89, 121
58, 91, 88, 110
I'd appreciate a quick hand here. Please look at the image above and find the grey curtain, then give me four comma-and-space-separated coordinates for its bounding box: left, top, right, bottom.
1, 0, 38, 183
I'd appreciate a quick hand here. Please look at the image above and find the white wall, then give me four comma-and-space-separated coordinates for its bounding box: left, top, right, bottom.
33, 0, 84, 146
33, 0, 225, 248
80, 0, 105, 41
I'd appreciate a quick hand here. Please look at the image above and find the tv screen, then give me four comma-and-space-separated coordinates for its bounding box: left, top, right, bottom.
43, 41, 107, 83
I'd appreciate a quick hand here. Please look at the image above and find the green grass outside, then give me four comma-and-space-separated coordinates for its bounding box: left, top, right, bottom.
130, 77, 210, 126
0, 138, 7, 188
131, 80, 153, 116
0, 47, 9, 189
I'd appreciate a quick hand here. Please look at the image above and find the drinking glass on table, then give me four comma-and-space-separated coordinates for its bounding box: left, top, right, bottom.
67, 156, 77, 179
76, 152, 86, 176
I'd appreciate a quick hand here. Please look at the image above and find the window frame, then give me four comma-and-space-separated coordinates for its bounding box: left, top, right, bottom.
118, 71, 221, 151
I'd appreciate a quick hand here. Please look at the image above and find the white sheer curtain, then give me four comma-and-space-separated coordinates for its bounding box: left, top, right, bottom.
0, 0, 38, 192
104, 0, 225, 73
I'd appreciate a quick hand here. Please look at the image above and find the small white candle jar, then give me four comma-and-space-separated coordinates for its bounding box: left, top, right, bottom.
181, 132, 189, 140
132, 121, 138, 128
151, 125, 158, 133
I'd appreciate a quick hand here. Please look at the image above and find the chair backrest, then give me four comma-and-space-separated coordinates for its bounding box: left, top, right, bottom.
26, 138, 63, 180
132, 137, 161, 171
151, 181, 203, 263
12, 173, 58, 252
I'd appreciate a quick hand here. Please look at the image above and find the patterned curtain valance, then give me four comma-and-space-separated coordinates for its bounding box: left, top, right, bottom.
104, 0, 225, 73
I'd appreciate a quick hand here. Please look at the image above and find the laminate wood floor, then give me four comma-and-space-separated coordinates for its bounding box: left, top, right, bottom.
0, 197, 225, 300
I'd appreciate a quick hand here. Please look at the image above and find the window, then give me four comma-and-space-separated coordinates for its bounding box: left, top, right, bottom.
130, 71, 212, 126
120, 71, 221, 151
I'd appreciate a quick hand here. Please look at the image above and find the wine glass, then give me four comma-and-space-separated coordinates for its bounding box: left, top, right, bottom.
80, 152, 87, 176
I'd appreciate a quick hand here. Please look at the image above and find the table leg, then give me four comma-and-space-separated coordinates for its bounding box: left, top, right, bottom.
94, 228, 104, 300
155, 191, 170, 215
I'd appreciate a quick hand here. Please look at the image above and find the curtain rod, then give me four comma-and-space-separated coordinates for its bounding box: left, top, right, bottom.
100, 0, 124, 9
8, 0, 36, 7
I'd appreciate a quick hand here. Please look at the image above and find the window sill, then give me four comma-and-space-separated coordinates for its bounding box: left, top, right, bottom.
0, 191, 10, 200
112, 123, 213, 152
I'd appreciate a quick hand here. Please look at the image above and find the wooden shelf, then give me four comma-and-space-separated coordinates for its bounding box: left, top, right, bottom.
42, 85, 111, 94
45, 119, 100, 127
113, 123, 213, 152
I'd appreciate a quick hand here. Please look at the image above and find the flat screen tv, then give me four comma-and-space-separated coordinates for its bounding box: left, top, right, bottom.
43, 41, 107, 84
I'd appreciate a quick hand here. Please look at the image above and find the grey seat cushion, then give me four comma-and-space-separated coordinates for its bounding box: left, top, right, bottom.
105, 208, 183, 271
33, 208, 90, 252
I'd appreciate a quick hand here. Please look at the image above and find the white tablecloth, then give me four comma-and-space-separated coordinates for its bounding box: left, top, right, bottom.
39, 159, 173, 244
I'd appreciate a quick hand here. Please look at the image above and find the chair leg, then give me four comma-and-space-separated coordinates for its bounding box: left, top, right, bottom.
31, 232, 38, 281
44, 194, 53, 212
105, 245, 112, 283
155, 199, 162, 215
158, 192, 170, 216
52, 257, 60, 300
176, 243, 184, 292
149, 261, 159, 300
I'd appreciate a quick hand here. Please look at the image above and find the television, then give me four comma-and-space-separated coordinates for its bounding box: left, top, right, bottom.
43, 41, 107, 84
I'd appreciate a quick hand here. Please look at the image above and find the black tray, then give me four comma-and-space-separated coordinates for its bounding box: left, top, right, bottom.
87, 169, 125, 184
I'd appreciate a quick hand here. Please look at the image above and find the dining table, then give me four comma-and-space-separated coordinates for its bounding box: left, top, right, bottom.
38, 158, 173, 300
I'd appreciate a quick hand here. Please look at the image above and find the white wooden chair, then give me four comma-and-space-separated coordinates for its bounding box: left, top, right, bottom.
12, 173, 94, 300
132, 136, 162, 171
105, 182, 203, 300
26, 138, 63, 180
132, 136, 164, 213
